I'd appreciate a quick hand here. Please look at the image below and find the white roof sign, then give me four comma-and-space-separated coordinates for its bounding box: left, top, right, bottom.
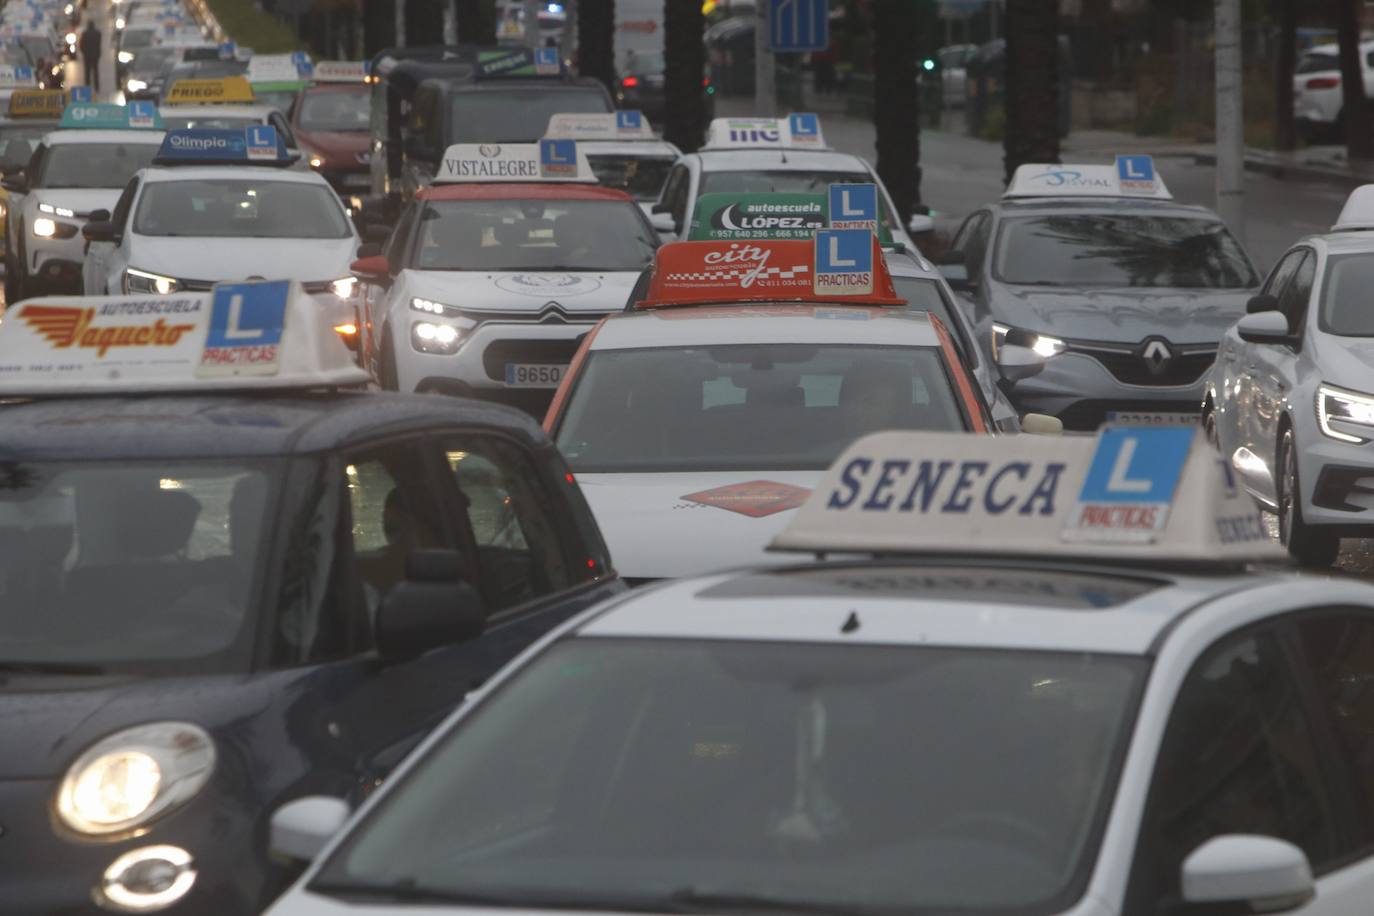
1333, 184, 1374, 230
434, 141, 596, 183
312, 60, 368, 83
770, 427, 1280, 565
545, 110, 656, 141
246, 54, 303, 83
0, 280, 368, 395
704, 113, 827, 150
1004, 156, 1172, 200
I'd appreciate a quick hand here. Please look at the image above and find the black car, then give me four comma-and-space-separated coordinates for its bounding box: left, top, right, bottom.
614, 49, 715, 126
0, 386, 622, 914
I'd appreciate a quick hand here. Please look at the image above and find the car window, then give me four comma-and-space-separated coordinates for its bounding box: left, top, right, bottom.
586, 154, 675, 203
1127, 628, 1339, 910
1277, 251, 1314, 336
444, 438, 572, 613
954, 212, 991, 274
892, 276, 970, 363
1318, 252, 1374, 336
1262, 248, 1304, 298
445, 88, 611, 144
1297, 51, 1338, 74
660, 164, 689, 228
110, 176, 140, 233
297, 86, 370, 132
133, 179, 352, 239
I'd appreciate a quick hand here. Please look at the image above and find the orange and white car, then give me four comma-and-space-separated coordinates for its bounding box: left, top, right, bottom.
544, 232, 1031, 581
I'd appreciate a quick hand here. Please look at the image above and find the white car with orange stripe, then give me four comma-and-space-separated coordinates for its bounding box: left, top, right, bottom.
543, 233, 1042, 581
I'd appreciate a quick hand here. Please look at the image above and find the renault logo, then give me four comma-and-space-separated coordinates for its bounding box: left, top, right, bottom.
1139, 338, 1174, 377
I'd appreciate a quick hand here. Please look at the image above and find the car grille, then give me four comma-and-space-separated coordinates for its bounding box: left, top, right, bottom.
1069, 343, 1217, 387
482, 337, 589, 382
177, 278, 334, 293
1055, 399, 1202, 432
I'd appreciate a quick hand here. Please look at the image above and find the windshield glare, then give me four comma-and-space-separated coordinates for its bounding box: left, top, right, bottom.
39, 143, 160, 189
314, 639, 1142, 915
447, 90, 611, 144
1320, 253, 1374, 335
159, 115, 261, 131
298, 86, 370, 132
0, 460, 274, 671
413, 198, 655, 272
134, 179, 352, 238
994, 214, 1258, 288
586, 154, 674, 201
556, 343, 966, 472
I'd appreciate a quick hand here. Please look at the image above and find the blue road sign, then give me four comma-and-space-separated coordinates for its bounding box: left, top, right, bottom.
69, 85, 92, 104
205, 281, 288, 351
769, 0, 828, 53
828, 183, 877, 229
15, 65, 32, 81
290, 50, 309, 66
1079, 427, 1193, 505
535, 47, 561, 72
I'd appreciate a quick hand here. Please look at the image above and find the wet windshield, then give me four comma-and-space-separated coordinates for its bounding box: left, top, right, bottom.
314, 639, 1142, 915
37, 143, 160, 189
993, 214, 1258, 288
134, 179, 352, 238
412, 198, 656, 272
446, 89, 611, 144
586, 154, 674, 201
0, 460, 276, 671
297, 86, 370, 132
555, 343, 967, 472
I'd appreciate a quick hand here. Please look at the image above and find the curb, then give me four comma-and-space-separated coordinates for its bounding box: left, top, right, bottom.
1192, 150, 1374, 190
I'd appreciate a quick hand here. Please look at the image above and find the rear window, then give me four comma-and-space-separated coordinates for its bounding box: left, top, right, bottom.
446, 88, 611, 144
586, 154, 675, 202
1297, 52, 1339, 74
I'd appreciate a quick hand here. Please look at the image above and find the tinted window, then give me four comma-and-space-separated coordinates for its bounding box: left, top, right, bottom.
315, 641, 1144, 915
556, 343, 968, 472
297, 85, 370, 132
586, 154, 675, 202
446, 88, 611, 144
1278, 251, 1315, 334
1298, 51, 1339, 74
994, 215, 1257, 288
134, 179, 352, 239
1320, 252, 1374, 336
954, 212, 991, 273
412, 198, 655, 272
36, 143, 160, 189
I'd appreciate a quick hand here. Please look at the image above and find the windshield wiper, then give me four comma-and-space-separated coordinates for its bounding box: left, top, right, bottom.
310, 879, 617, 909
662, 888, 876, 916
0, 661, 107, 675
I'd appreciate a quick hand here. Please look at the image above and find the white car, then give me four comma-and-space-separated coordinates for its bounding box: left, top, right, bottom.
651, 115, 925, 247
1293, 40, 1374, 141
4, 125, 163, 299
81, 128, 360, 335
353, 141, 657, 412
1204, 183, 1374, 566
261, 426, 1374, 916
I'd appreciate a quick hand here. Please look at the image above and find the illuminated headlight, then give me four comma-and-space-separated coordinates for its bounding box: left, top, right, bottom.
99, 845, 196, 912
65, 32, 77, 46
56, 722, 215, 836
1317, 384, 1374, 444
38, 203, 76, 218
329, 276, 357, 298
0, 200, 8, 219
410, 296, 459, 316
64, 3, 74, 14
992, 322, 1066, 359
411, 320, 462, 354
124, 268, 180, 295
118, 50, 135, 63
308, 154, 324, 169
115, 16, 127, 29
125, 78, 148, 93
32, 217, 56, 238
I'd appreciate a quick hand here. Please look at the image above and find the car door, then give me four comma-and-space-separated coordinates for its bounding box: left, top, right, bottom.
85, 175, 138, 294
1232, 250, 1303, 465
1250, 249, 1314, 486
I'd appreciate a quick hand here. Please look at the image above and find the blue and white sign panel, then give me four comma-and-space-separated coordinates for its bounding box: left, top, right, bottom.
1066, 427, 1192, 542
69, 85, 92, 104
768, 0, 828, 53
539, 138, 578, 177
615, 110, 643, 131
1115, 154, 1158, 195
534, 47, 561, 75
127, 100, 158, 129
814, 228, 873, 295
828, 183, 878, 233
159, 129, 249, 161
246, 125, 279, 161
787, 112, 822, 146
198, 280, 289, 377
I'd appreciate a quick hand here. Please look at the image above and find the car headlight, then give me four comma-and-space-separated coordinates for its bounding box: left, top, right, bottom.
410, 296, 462, 317
329, 276, 357, 298
38, 202, 76, 218
56, 722, 215, 836
118, 49, 134, 63
115, 17, 127, 29
124, 268, 180, 295
411, 320, 463, 354
308, 154, 324, 169
125, 77, 148, 92
992, 322, 1067, 359
32, 217, 57, 238
1317, 384, 1374, 444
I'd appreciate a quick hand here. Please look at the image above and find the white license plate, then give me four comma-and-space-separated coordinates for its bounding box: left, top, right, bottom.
504, 363, 567, 388
1106, 411, 1197, 427
343, 173, 371, 187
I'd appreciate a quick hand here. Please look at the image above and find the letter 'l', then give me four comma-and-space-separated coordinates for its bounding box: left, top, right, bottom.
1107, 439, 1150, 493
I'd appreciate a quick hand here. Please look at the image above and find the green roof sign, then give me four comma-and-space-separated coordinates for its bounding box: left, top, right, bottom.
688, 191, 894, 245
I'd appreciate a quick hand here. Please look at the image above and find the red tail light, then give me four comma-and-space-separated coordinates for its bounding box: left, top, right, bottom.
703, 78, 710, 87
1307, 76, 1341, 90
622, 75, 639, 88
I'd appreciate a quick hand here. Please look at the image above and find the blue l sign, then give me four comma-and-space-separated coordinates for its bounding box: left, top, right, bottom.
199, 282, 289, 378
1115, 154, 1157, 192
1079, 428, 1193, 505
70, 85, 91, 103
616, 110, 643, 130
828, 183, 877, 230
769, 0, 828, 52
540, 138, 577, 176
814, 228, 874, 295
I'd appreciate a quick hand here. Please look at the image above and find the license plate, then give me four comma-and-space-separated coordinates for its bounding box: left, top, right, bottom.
1106, 411, 1197, 427
504, 363, 567, 388
343, 173, 371, 187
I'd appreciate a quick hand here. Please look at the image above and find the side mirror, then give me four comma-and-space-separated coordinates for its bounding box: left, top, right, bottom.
87, 208, 111, 222
650, 211, 676, 234
996, 343, 1045, 383
355, 242, 383, 259
939, 261, 973, 292
270, 796, 350, 863
651, 201, 672, 214
376, 549, 486, 662
1, 173, 27, 194
1020, 413, 1063, 435
1246, 292, 1279, 314
363, 222, 392, 244
1237, 310, 1292, 345
351, 252, 391, 286
82, 220, 118, 243
907, 213, 935, 235
1181, 835, 1314, 914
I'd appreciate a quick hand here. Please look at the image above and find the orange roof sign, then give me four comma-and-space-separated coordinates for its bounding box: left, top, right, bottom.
637, 232, 902, 308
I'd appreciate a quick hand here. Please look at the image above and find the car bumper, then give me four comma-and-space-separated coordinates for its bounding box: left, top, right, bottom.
28, 236, 85, 292
1296, 426, 1374, 532
1007, 352, 1206, 431
315, 166, 372, 196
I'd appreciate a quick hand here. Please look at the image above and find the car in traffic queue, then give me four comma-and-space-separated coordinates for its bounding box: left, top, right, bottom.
614, 47, 716, 126
650, 115, 928, 248
292, 61, 373, 198
940, 157, 1260, 431
0, 88, 65, 260
1205, 184, 1374, 567
266, 425, 1374, 916
156, 75, 305, 163
544, 110, 679, 219
541, 233, 1042, 581
245, 52, 313, 117
0, 279, 622, 916
3, 102, 165, 300
352, 140, 658, 413
1292, 39, 1374, 142
0, 61, 42, 109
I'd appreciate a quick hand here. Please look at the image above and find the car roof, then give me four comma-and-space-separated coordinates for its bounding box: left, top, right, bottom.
140, 164, 331, 184
44, 129, 166, 145
692, 148, 872, 174
1305, 231, 1374, 255
418, 182, 635, 202
591, 306, 942, 350
574, 559, 1271, 655
993, 196, 1220, 218
0, 392, 547, 460
884, 248, 941, 279
578, 140, 679, 158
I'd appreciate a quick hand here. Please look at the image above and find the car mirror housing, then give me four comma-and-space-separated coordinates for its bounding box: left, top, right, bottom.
82, 220, 118, 243
907, 213, 935, 235
87, 208, 111, 223
269, 796, 350, 863
1246, 292, 1279, 314
1181, 835, 1314, 914
1, 172, 27, 194
350, 253, 391, 286
650, 211, 676, 234
375, 549, 486, 662
996, 343, 1046, 383
1237, 310, 1292, 345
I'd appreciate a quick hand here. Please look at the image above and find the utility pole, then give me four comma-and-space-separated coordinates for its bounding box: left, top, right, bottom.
394, 0, 406, 48
754, 1, 775, 116
526, 0, 542, 48
443, 0, 457, 44
1214, 0, 1244, 243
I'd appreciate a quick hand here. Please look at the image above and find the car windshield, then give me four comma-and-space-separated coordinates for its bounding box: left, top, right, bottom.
129, 48, 175, 76
446, 88, 611, 144
313, 639, 1142, 916
586, 153, 674, 201
121, 29, 156, 50
159, 115, 261, 130
993, 214, 1258, 289
412, 198, 656, 272
699, 170, 901, 236
0, 123, 52, 170
626, 50, 665, 74
0, 459, 277, 673
1297, 51, 1339, 74
133, 179, 352, 238
253, 89, 299, 115
1319, 252, 1374, 335
37, 142, 160, 189
556, 343, 967, 473
297, 86, 369, 132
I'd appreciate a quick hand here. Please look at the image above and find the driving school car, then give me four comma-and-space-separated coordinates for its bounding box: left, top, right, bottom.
543, 232, 997, 581
0, 280, 621, 916
156, 76, 305, 164
269, 427, 1374, 916
0, 88, 65, 260
544, 110, 680, 218
353, 140, 658, 413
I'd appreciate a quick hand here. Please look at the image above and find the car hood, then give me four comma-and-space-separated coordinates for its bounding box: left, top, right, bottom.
130, 235, 359, 284
1310, 334, 1374, 389
32, 188, 123, 217
296, 129, 369, 160
577, 471, 819, 579
402, 269, 642, 315
988, 284, 1252, 344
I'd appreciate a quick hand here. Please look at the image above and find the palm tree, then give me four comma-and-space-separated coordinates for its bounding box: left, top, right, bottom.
455, 0, 497, 45
663, 0, 706, 151
1274, 0, 1296, 149
1335, 0, 1373, 158
871, 0, 921, 222
1002, 0, 1059, 185
362, 0, 396, 57
577, 0, 615, 91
